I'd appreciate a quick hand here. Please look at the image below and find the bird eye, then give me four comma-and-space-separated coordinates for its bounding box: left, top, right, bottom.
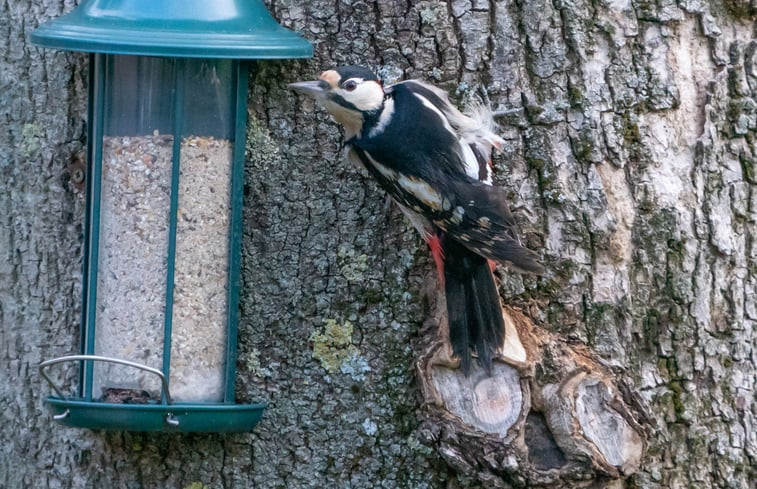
343, 80, 358, 92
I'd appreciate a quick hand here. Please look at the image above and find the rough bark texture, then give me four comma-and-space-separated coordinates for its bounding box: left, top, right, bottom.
2, 1, 755, 488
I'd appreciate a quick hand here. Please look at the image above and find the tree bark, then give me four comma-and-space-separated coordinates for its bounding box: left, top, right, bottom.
2, 1, 754, 488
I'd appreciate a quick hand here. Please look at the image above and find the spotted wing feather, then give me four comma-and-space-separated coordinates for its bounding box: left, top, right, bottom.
436, 179, 544, 274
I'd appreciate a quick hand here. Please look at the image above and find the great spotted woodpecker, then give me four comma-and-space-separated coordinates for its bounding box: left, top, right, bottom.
290, 66, 543, 374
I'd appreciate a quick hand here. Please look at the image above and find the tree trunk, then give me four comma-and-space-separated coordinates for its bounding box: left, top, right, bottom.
1, 1, 754, 488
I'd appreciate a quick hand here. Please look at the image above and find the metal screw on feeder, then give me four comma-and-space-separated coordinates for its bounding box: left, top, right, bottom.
32, 0, 312, 432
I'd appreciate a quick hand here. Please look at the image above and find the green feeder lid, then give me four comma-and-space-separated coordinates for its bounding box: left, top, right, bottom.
30, 0, 312, 59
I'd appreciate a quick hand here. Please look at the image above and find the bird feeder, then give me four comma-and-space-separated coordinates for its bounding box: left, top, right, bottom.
32, 0, 311, 432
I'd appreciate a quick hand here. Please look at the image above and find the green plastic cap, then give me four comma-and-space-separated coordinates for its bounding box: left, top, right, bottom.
31, 0, 313, 59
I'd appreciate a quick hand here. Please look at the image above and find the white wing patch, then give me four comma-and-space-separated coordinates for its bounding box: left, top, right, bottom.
396, 80, 503, 186
363, 150, 445, 212
459, 141, 481, 181
397, 173, 445, 211
412, 92, 457, 137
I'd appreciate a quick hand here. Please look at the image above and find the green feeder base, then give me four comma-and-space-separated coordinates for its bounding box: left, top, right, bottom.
45, 397, 267, 433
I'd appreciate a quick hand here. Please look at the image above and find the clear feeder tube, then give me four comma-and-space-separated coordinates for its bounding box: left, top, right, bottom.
92, 55, 234, 403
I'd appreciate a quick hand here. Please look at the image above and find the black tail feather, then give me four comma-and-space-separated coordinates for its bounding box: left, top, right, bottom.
445, 275, 471, 374
443, 236, 505, 374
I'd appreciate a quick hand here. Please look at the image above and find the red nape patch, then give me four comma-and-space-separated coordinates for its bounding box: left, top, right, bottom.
488, 259, 497, 273
427, 235, 445, 285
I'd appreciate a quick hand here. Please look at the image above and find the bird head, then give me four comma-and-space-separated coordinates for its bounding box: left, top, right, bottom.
289, 65, 384, 137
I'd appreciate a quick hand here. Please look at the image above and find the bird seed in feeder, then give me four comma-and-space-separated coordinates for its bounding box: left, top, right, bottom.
93, 134, 232, 403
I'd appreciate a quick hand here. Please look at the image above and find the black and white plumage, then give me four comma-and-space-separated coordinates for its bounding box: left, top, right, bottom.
290, 66, 543, 373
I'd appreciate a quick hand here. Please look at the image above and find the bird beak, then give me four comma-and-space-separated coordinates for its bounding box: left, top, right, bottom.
288, 80, 328, 98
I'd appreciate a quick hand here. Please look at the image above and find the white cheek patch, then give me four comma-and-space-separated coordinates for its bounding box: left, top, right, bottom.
338, 80, 384, 112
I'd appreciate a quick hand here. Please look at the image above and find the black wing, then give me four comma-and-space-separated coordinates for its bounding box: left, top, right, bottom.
353, 83, 543, 274
357, 82, 468, 181
352, 145, 543, 274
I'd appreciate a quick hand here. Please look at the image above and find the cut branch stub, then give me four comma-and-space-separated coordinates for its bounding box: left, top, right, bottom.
539, 371, 645, 477
431, 364, 525, 438
416, 297, 649, 487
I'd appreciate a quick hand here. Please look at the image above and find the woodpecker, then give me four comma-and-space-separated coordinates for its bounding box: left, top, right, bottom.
290, 66, 543, 374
